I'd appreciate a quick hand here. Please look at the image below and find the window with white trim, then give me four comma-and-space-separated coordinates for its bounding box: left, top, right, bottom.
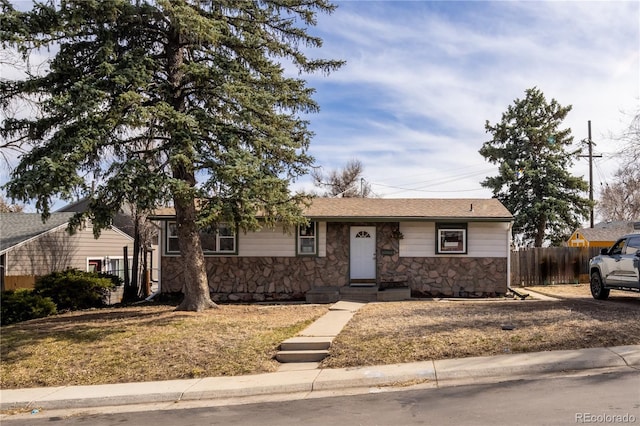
166, 222, 236, 254
298, 222, 317, 255
436, 223, 467, 254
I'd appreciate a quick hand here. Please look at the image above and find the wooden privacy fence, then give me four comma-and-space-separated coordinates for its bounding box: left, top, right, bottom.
510, 247, 602, 287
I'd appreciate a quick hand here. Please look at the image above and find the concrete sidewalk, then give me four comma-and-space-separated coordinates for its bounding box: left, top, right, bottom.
2, 345, 639, 412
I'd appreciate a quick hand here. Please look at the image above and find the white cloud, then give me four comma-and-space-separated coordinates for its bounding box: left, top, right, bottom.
299, 0, 639, 204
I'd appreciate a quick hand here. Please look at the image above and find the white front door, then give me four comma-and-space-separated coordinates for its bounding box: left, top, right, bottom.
350, 226, 376, 282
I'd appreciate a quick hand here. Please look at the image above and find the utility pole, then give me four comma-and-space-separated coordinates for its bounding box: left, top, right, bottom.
579, 120, 602, 228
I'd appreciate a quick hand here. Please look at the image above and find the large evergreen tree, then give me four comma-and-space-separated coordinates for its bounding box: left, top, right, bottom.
479, 87, 591, 247
0, 0, 343, 311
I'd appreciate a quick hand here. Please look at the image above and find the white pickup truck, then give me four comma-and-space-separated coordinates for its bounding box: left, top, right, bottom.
589, 233, 640, 299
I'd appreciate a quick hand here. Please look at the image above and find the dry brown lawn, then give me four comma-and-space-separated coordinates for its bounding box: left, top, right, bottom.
2, 285, 639, 390
320, 284, 640, 369
0, 304, 327, 389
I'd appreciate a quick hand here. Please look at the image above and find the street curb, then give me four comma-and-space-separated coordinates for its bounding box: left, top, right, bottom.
1, 345, 639, 411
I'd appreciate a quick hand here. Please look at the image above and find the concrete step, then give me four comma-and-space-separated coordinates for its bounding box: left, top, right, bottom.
280, 337, 332, 351
377, 287, 411, 302
340, 286, 378, 302
306, 287, 340, 304
276, 350, 330, 363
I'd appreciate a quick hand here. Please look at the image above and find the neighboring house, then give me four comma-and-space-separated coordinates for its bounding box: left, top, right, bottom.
57, 198, 161, 283
567, 221, 640, 248
151, 198, 513, 301
0, 212, 134, 291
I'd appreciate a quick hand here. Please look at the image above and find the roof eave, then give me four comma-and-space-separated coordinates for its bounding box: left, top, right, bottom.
305, 216, 514, 222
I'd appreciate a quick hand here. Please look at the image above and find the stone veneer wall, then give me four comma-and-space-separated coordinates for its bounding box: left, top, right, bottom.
376, 222, 507, 297
160, 222, 507, 301
160, 222, 351, 301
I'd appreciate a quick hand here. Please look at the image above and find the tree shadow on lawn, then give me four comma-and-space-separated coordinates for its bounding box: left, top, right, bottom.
0, 307, 197, 362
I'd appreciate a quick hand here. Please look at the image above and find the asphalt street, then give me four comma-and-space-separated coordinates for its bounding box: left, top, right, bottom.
5, 369, 639, 426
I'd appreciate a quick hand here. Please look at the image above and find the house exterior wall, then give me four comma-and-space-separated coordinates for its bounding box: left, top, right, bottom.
160, 221, 509, 301
567, 231, 616, 248
4, 224, 134, 279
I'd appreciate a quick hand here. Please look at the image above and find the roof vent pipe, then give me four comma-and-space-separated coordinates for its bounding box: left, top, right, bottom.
470, 203, 473, 212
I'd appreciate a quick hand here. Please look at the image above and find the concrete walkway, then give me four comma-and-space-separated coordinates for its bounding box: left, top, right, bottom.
276, 300, 365, 368
1, 299, 639, 415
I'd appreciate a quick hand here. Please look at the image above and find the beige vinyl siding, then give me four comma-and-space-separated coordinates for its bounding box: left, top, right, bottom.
222, 222, 326, 257
73, 226, 134, 265
5, 225, 133, 276
238, 227, 296, 257
399, 221, 509, 258
467, 222, 509, 257
400, 222, 435, 257
317, 222, 327, 257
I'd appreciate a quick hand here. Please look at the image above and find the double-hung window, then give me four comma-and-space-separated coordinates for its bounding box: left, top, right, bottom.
298, 222, 317, 255
166, 222, 236, 254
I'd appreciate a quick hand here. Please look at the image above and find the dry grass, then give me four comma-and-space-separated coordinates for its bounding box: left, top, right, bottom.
320, 285, 640, 369
0, 304, 327, 389
2, 285, 639, 390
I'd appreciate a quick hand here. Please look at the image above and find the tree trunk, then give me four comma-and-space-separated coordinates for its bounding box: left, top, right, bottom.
166, 21, 216, 311
535, 216, 547, 247
123, 216, 141, 302
173, 195, 218, 311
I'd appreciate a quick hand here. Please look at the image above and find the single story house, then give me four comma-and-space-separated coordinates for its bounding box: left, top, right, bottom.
0, 212, 134, 291
567, 221, 640, 248
151, 198, 514, 301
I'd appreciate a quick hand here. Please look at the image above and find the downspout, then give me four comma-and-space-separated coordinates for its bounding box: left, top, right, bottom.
506, 221, 529, 299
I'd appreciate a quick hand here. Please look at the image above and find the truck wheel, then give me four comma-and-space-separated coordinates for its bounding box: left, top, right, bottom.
590, 272, 610, 300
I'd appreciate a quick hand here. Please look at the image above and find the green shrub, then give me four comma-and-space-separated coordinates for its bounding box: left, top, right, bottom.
34, 269, 117, 311
1, 289, 58, 325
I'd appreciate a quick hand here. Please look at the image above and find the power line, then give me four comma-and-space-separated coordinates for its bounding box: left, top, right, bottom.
371, 167, 495, 196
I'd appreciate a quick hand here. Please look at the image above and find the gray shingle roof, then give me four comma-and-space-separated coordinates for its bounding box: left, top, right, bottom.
575, 221, 639, 242
0, 213, 76, 252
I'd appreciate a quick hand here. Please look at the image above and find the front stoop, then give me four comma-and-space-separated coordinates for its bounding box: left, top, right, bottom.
339, 286, 378, 302
377, 287, 411, 302
305, 287, 340, 304
306, 286, 411, 303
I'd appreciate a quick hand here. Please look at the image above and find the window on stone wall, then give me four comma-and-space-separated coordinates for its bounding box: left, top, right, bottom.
436, 223, 467, 254
166, 221, 236, 255
298, 222, 317, 255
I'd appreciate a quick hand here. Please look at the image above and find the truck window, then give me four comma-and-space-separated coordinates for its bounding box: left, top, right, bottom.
610, 239, 626, 255
625, 236, 640, 254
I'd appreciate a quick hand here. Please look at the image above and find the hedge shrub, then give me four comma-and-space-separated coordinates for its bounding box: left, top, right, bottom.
1, 289, 58, 325
34, 269, 119, 311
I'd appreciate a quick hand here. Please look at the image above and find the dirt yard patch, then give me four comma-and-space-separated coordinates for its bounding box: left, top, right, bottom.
320, 286, 640, 369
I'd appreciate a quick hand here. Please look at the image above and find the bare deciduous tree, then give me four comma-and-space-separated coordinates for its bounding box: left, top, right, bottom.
597, 112, 640, 221
312, 159, 373, 198
0, 195, 24, 213
597, 166, 640, 221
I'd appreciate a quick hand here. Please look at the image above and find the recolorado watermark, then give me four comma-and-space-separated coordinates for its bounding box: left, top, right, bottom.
576, 413, 637, 424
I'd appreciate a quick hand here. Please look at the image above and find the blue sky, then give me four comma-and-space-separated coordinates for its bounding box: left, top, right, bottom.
293, 0, 640, 203
1, 0, 638, 218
